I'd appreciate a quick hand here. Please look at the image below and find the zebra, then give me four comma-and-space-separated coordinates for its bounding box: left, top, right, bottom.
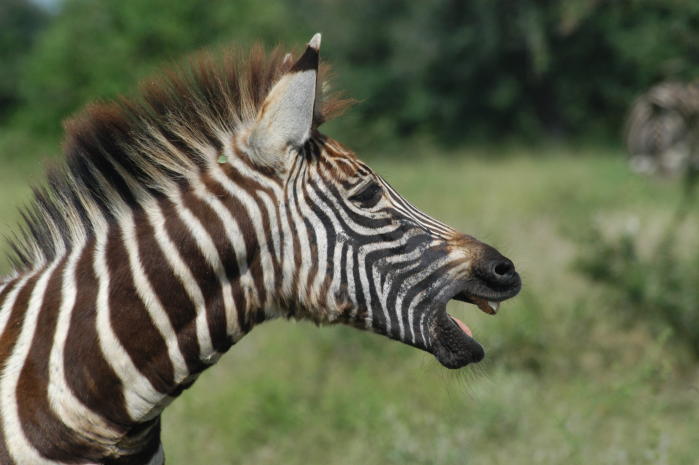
626, 80, 699, 177
0, 34, 521, 464
625, 81, 699, 222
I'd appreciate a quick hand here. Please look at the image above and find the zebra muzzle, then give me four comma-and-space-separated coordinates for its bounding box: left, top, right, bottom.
428, 273, 521, 369
431, 309, 485, 369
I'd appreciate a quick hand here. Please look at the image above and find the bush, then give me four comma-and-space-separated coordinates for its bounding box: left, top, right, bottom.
15, 0, 297, 135
0, 0, 47, 121
574, 203, 699, 356
300, 0, 699, 144
8, 0, 699, 145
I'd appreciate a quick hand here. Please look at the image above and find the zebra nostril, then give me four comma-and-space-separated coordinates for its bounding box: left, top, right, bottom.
476, 256, 517, 286
493, 260, 513, 277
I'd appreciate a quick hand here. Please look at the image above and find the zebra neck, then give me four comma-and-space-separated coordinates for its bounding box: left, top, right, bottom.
0, 191, 281, 459
92, 189, 280, 421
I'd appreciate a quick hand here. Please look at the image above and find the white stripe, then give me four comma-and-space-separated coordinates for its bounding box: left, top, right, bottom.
225, 139, 284, 191
355, 245, 375, 329
376, 240, 440, 342
144, 203, 217, 360
383, 181, 453, 237
48, 244, 122, 447
191, 178, 255, 314
274, 161, 301, 300
0, 261, 81, 465
294, 181, 330, 307
94, 230, 164, 421
419, 311, 428, 347
286, 160, 315, 302
329, 237, 344, 312
314, 165, 402, 236
403, 257, 460, 346
256, 189, 283, 265
303, 182, 347, 312
374, 244, 427, 341
0, 273, 35, 336
210, 165, 277, 305
172, 190, 238, 344
355, 235, 422, 333
119, 212, 189, 383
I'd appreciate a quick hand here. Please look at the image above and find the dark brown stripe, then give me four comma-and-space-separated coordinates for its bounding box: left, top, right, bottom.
201, 172, 269, 310
179, 188, 246, 341
300, 179, 320, 300
302, 179, 335, 305
291, 160, 321, 302
65, 241, 131, 426
233, 142, 282, 182
283, 157, 305, 308
107, 225, 174, 392
161, 197, 236, 351
104, 418, 161, 465
0, 273, 40, 464
219, 162, 283, 277
17, 259, 106, 461
134, 208, 207, 376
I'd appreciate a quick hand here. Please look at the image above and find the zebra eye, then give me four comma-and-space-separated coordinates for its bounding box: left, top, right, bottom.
349, 181, 383, 208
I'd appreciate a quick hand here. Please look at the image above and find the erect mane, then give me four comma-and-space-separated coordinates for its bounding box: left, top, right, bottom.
6, 43, 351, 271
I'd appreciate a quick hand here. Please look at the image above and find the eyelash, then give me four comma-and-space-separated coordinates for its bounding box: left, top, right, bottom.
349, 182, 383, 208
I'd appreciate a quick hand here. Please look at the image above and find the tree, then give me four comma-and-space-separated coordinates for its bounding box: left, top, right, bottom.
0, 0, 48, 121
17, 0, 298, 134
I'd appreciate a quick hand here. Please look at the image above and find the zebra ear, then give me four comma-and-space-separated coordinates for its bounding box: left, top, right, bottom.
248, 33, 320, 169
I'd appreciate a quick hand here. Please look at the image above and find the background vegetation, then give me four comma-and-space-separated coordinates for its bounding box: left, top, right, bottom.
6, 0, 699, 143
0, 1, 697, 464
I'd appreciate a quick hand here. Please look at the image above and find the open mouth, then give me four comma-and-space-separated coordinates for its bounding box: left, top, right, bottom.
430, 282, 521, 369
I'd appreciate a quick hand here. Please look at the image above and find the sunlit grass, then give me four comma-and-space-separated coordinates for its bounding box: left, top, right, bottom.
0, 133, 696, 464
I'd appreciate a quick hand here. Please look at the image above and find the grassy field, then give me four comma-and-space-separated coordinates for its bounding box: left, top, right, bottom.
0, 132, 697, 464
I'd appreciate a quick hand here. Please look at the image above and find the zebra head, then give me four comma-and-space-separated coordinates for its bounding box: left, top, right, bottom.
242, 34, 521, 368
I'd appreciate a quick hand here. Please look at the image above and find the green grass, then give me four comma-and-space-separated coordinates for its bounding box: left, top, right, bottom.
0, 133, 696, 464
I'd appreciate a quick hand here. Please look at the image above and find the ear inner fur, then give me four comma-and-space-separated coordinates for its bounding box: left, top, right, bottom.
246, 34, 322, 169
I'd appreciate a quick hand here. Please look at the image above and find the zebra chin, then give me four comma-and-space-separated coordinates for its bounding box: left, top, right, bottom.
424, 275, 521, 369
429, 310, 486, 369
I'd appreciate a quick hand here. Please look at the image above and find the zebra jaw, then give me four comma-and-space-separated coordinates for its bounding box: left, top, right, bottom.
430, 308, 485, 369
428, 289, 513, 369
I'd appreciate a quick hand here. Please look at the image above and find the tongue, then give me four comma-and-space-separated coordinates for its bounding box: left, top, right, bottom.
449, 315, 473, 337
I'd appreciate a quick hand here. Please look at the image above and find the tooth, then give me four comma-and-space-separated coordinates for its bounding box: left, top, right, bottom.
488, 301, 500, 313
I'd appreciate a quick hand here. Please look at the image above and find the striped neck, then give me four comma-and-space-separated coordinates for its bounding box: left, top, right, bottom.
0, 147, 287, 461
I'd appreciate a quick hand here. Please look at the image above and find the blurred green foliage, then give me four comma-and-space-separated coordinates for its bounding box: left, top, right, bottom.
4, 0, 699, 145
0, 0, 47, 120
575, 199, 699, 356
12, 0, 296, 132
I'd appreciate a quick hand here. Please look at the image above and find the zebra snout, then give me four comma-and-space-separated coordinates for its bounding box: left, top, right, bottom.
474, 250, 520, 291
